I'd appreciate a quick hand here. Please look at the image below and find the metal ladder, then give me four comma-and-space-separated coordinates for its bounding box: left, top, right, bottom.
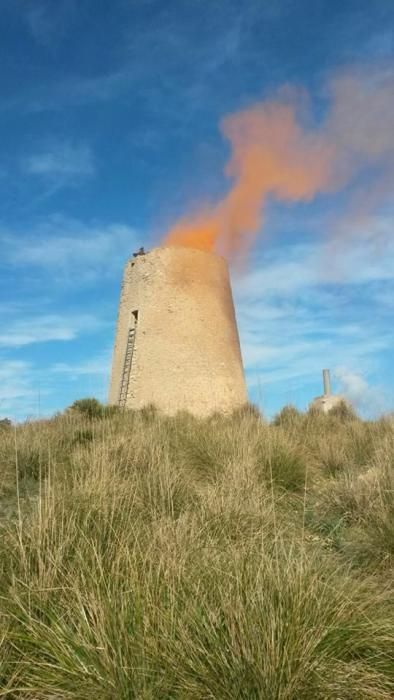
118, 327, 136, 407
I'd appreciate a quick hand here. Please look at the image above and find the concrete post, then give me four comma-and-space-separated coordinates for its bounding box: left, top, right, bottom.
323, 369, 331, 396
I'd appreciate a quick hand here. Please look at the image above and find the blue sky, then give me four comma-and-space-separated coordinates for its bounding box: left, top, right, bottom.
1, 0, 393, 420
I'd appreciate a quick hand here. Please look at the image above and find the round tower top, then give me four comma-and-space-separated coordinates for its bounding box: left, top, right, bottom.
129, 245, 227, 266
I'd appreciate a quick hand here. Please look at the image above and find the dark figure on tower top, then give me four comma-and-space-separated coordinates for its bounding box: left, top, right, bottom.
133, 246, 146, 258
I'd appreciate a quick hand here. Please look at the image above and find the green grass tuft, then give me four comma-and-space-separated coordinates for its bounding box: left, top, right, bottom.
0, 404, 393, 698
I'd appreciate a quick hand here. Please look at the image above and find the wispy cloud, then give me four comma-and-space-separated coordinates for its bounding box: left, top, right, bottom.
0, 1, 279, 116
23, 141, 95, 180
0, 360, 42, 419
50, 350, 111, 379
22, 0, 77, 47
0, 66, 134, 116
0, 215, 138, 285
334, 366, 389, 416
0, 347, 111, 420
232, 215, 394, 416
233, 226, 394, 300
0, 313, 103, 349
25, 3, 58, 44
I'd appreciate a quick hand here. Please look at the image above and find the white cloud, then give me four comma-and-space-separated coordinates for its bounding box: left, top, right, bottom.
334, 367, 368, 402
334, 366, 389, 415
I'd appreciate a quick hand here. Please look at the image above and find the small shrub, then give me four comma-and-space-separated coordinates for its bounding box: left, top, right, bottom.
69, 398, 104, 420
71, 429, 94, 446
182, 428, 228, 482
231, 402, 262, 421
329, 399, 358, 421
138, 403, 158, 422
17, 447, 43, 481
273, 404, 302, 428
0, 418, 12, 430
102, 404, 122, 418
314, 469, 373, 527
256, 430, 308, 491
351, 449, 394, 568
318, 440, 351, 477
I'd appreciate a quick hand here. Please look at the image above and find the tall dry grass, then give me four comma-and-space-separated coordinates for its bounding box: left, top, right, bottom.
0, 405, 393, 698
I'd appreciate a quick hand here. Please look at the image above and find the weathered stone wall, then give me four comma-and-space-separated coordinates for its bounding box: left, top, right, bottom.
109, 246, 247, 416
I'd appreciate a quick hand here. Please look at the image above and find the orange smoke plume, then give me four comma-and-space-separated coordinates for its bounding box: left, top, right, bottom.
165, 101, 335, 257
164, 70, 394, 258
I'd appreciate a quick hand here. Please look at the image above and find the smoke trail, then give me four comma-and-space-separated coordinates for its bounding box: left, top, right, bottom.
165, 101, 334, 256
324, 69, 394, 225
164, 68, 394, 258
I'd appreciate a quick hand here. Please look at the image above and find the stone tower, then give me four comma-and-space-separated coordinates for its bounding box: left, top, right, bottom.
109, 246, 247, 416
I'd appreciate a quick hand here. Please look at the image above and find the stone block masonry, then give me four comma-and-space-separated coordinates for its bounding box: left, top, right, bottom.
109, 246, 247, 416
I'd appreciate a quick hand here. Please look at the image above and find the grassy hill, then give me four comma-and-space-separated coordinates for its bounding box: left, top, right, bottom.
0, 403, 393, 698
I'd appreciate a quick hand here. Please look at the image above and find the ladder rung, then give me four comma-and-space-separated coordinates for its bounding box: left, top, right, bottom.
118, 322, 138, 406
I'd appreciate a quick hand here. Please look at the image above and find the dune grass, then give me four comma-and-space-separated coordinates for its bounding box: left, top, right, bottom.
0, 405, 393, 698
